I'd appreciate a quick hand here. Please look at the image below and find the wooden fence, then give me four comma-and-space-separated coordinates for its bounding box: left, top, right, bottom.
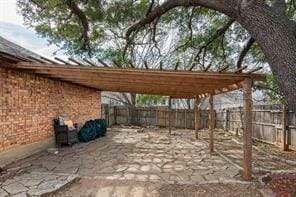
101, 104, 296, 150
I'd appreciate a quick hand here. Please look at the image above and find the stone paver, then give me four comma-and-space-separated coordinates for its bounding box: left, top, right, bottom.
4, 127, 292, 195
5, 127, 241, 186
0, 172, 79, 196
198, 130, 296, 172
0, 188, 8, 197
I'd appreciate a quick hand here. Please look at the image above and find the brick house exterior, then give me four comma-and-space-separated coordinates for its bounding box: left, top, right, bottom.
0, 37, 101, 166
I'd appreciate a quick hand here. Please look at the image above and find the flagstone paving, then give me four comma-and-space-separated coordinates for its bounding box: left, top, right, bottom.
1, 127, 294, 196
198, 130, 296, 172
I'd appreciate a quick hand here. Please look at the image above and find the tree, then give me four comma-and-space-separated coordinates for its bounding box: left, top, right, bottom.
136, 94, 167, 107
17, 0, 296, 109
125, 0, 296, 109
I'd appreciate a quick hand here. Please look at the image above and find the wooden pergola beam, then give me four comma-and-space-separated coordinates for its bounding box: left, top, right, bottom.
10, 62, 265, 81
27, 56, 47, 64
234, 66, 248, 73
246, 66, 263, 74
189, 63, 196, 71
128, 60, 135, 68
218, 65, 229, 73
83, 58, 97, 67
97, 59, 109, 67
68, 58, 82, 65
54, 57, 70, 65
40, 57, 58, 64
33, 71, 242, 88
203, 64, 212, 72
112, 59, 122, 68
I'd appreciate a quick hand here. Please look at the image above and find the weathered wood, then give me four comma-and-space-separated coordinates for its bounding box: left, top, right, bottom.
189, 63, 196, 71
217, 65, 229, 73
195, 97, 200, 139
246, 67, 263, 74
54, 57, 70, 65
209, 94, 214, 152
281, 104, 288, 151
112, 59, 122, 68
203, 64, 212, 72
1, 61, 265, 98
27, 56, 47, 64
68, 58, 83, 65
242, 77, 253, 181
128, 60, 135, 68
169, 97, 172, 135
40, 56, 58, 64
83, 58, 97, 67
234, 66, 248, 73
97, 59, 109, 67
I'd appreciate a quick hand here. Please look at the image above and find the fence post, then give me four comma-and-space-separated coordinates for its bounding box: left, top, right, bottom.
225, 109, 229, 131
114, 106, 117, 125
168, 97, 172, 135
184, 109, 187, 129
281, 104, 288, 151
155, 108, 158, 127
175, 108, 178, 128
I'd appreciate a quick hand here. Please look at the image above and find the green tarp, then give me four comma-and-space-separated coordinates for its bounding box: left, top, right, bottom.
78, 119, 107, 142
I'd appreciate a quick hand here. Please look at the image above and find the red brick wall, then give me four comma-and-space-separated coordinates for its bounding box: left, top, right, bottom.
0, 68, 101, 151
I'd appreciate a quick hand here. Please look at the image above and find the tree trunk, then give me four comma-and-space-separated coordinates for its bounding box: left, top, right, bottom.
130, 93, 137, 106
129, 93, 137, 125
235, 1, 296, 109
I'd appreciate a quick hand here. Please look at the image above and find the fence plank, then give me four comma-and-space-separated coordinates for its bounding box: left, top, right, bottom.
105, 103, 295, 150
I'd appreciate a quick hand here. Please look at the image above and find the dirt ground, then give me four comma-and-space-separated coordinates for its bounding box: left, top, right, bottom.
49, 178, 263, 197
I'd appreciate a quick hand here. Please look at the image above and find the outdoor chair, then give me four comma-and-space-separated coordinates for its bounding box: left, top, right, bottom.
53, 117, 79, 146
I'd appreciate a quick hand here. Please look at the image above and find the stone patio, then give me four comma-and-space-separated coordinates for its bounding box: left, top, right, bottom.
1, 127, 243, 196
1, 127, 295, 196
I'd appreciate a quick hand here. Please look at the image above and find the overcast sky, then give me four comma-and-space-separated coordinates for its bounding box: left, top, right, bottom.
0, 0, 63, 58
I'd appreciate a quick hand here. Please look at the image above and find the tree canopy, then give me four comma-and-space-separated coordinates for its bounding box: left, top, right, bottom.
17, 0, 296, 107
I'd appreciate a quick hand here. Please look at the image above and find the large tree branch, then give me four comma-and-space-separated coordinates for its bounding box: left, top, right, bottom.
236, 37, 255, 68
125, 0, 235, 43
65, 0, 90, 53
192, 19, 234, 69
272, 0, 287, 15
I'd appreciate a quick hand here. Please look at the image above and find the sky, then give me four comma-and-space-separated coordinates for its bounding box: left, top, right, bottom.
0, 0, 62, 58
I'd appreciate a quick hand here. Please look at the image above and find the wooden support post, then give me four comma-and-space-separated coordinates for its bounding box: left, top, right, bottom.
114, 106, 117, 125
281, 104, 288, 151
184, 109, 187, 129
242, 78, 253, 181
235, 128, 239, 137
209, 94, 214, 152
195, 97, 200, 139
169, 96, 172, 135
156, 109, 158, 127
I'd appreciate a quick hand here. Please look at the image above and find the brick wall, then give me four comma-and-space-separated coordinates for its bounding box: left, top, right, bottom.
0, 68, 101, 152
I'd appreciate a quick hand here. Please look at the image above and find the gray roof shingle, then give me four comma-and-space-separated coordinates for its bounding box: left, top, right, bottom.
0, 36, 41, 59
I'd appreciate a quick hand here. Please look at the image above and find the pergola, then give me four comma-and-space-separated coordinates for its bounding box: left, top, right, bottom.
0, 52, 266, 180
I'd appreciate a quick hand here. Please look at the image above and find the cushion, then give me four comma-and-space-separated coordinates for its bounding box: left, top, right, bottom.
64, 120, 74, 130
